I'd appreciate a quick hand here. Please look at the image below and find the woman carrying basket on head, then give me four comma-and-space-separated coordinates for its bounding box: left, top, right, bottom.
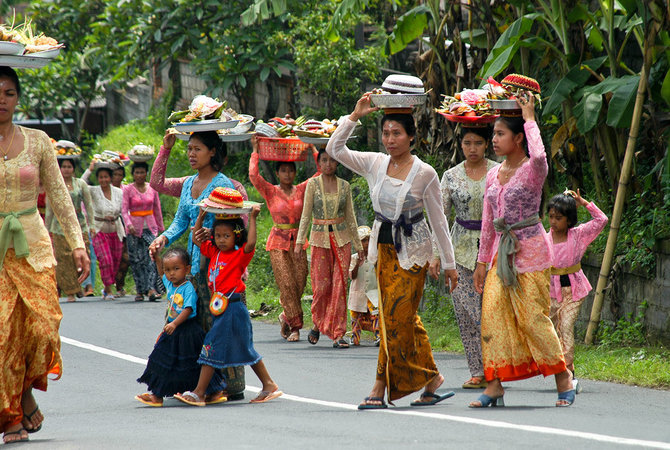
326, 92, 458, 408
248, 136, 318, 342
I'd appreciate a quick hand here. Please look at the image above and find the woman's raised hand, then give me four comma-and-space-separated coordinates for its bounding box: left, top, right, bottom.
349, 92, 379, 122
516, 90, 536, 122
163, 130, 176, 150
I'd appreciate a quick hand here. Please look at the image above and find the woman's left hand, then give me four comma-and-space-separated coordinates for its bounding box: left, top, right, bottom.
72, 248, 91, 284
516, 90, 536, 122
444, 268, 458, 293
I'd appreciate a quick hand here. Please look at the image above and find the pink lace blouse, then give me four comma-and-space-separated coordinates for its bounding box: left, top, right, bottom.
548, 202, 608, 302
121, 183, 164, 236
477, 120, 552, 273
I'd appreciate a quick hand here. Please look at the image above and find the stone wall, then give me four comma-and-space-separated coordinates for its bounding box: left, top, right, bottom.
578, 241, 670, 345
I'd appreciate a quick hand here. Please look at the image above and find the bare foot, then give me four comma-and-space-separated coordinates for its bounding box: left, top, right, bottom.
287, 331, 299, 342
67, 295, 76, 302
21, 390, 43, 432
3, 424, 28, 444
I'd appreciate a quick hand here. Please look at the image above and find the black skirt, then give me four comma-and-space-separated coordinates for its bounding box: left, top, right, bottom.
137, 318, 225, 397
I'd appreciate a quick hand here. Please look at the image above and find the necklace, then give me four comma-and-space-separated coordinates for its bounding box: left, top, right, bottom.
465, 160, 487, 179
391, 155, 412, 169
500, 156, 527, 181
0, 126, 16, 161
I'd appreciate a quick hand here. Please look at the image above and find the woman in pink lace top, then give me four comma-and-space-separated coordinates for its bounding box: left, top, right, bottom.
471, 92, 574, 408
248, 139, 318, 342
122, 161, 164, 301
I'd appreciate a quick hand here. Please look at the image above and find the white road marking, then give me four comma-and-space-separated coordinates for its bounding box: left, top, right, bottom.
62, 336, 670, 449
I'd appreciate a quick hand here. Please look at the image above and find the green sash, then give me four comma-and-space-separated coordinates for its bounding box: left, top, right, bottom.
492, 214, 540, 288
0, 206, 37, 270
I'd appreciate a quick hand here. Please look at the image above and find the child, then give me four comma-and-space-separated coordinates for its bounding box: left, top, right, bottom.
136, 247, 225, 406
174, 193, 282, 406
348, 226, 380, 346
547, 189, 608, 394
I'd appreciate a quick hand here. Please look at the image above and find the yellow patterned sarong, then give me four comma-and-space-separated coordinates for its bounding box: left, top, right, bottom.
481, 258, 566, 382
376, 244, 438, 402
0, 250, 62, 432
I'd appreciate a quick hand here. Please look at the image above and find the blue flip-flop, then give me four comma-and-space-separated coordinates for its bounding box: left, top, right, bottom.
358, 396, 388, 410
410, 390, 455, 406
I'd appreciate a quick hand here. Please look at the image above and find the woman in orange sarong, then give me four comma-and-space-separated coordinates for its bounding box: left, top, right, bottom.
326, 92, 458, 408
471, 90, 574, 408
0, 66, 90, 443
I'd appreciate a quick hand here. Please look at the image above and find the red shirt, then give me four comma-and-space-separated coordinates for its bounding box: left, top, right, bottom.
200, 241, 255, 294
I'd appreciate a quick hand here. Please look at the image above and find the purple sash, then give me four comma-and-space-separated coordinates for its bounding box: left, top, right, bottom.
456, 218, 482, 231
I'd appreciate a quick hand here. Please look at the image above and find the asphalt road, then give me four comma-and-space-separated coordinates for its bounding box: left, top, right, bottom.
19, 295, 670, 449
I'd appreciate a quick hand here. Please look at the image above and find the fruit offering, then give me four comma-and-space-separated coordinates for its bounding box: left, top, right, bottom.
255, 115, 307, 137
436, 89, 495, 117
92, 150, 129, 165
53, 139, 82, 157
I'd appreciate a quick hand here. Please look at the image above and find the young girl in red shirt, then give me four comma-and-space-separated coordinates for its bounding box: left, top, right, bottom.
174, 202, 282, 406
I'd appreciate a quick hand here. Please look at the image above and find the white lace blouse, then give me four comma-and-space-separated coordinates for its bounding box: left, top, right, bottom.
89, 185, 125, 241
326, 116, 455, 270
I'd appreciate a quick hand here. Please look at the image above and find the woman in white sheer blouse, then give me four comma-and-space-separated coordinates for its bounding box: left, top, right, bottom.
326, 92, 458, 409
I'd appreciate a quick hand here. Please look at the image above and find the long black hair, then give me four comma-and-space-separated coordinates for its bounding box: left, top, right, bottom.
211, 217, 247, 248
0, 66, 21, 97
547, 194, 578, 228
131, 161, 149, 174
190, 131, 227, 172
95, 167, 114, 179
57, 157, 79, 172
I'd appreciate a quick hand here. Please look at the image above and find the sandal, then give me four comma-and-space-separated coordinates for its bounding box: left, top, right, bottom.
249, 389, 283, 404
174, 391, 205, 407
333, 338, 350, 349
307, 329, 320, 345
278, 317, 290, 339
287, 330, 299, 342
556, 389, 576, 407
135, 294, 144, 302
134, 393, 163, 407
148, 291, 158, 302
3, 428, 29, 444
204, 391, 228, 405
469, 393, 505, 408
358, 396, 387, 410
462, 376, 487, 389
410, 390, 455, 406
22, 406, 43, 433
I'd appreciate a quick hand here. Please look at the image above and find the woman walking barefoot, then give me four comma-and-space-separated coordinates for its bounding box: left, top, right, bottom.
326, 93, 457, 408
470, 91, 574, 408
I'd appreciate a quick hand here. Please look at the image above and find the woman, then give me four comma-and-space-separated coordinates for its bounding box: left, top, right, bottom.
148, 131, 235, 330
122, 161, 164, 301
295, 149, 363, 349
471, 93, 574, 408
90, 166, 125, 300
149, 130, 248, 401
249, 137, 318, 342
0, 66, 89, 444
326, 93, 458, 408
112, 165, 131, 297
45, 157, 95, 302
429, 126, 498, 389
